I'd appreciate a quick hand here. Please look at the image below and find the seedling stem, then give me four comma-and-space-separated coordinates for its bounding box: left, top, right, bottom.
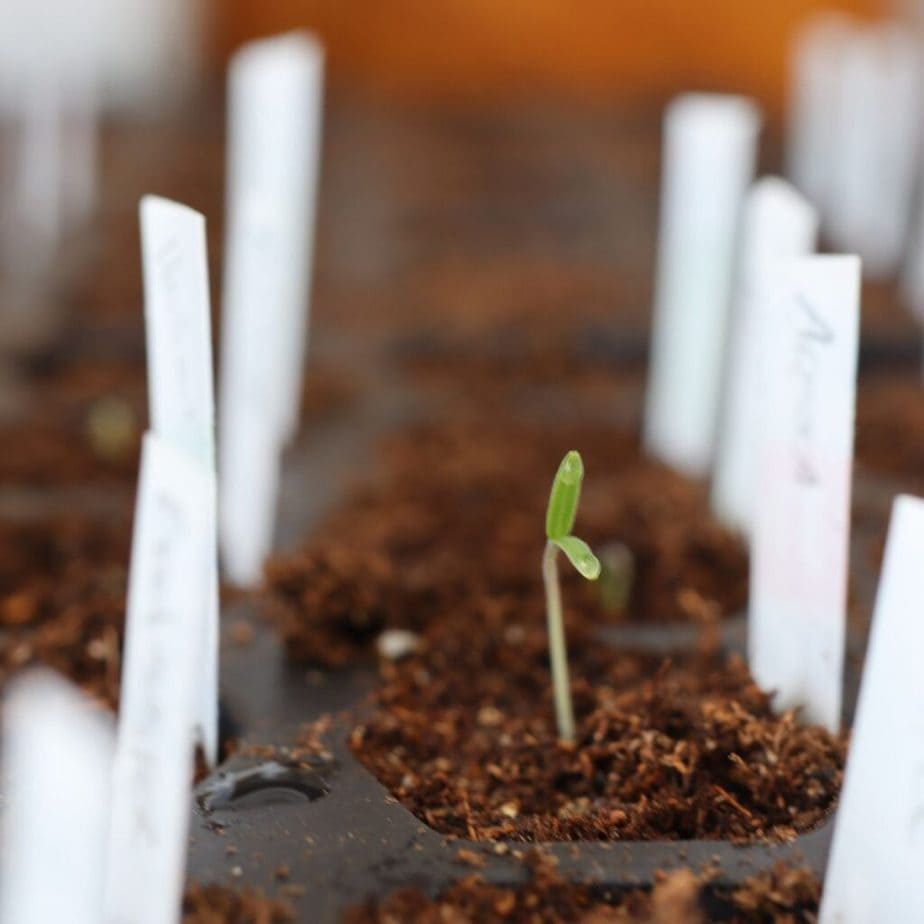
543, 451, 600, 742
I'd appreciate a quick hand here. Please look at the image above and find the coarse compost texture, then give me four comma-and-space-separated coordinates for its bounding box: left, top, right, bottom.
344, 855, 821, 923
266, 416, 748, 667
348, 596, 845, 841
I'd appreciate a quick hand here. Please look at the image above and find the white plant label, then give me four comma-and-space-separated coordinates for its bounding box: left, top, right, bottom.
749, 255, 860, 734
225, 30, 324, 443
0, 671, 115, 924
220, 32, 324, 586
712, 178, 818, 534
219, 193, 286, 586
140, 195, 218, 766
786, 13, 853, 221
141, 196, 215, 468
8, 77, 63, 263
828, 23, 922, 278
104, 433, 213, 924
219, 412, 282, 587
643, 92, 761, 478
820, 495, 924, 923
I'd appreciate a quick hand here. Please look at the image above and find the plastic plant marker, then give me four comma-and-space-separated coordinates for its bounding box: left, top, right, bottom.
712, 178, 818, 535
543, 451, 601, 741
0, 670, 115, 924
786, 13, 854, 221
219, 191, 285, 585
749, 255, 860, 734
105, 432, 214, 924
220, 32, 324, 585
8, 77, 63, 264
225, 30, 324, 443
140, 195, 219, 766
819, 495, 924, 923
644, 92, 761, 478
828, 22, 922, 278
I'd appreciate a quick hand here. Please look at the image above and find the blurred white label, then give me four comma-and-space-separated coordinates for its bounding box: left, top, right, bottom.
786, 13, 853, 220
750, 255, 860, 733
0, 671, 115, 924
140, 195, 218, 766
141, 196, 215, 468
828, 23, 922, 278
219, 195, 286, 586
219, 32, 324, 586
643, 92, 761, 478
104, 433, 212, 924
820, 495, 924, 923
225, 31, 324, 443
220, 428, 282, 587
712, 178, 818, 534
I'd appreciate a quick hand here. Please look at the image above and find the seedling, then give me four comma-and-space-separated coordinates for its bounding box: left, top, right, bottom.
543, 450, 601, 742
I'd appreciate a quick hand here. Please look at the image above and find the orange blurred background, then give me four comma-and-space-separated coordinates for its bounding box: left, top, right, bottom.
219, 0, 886, 114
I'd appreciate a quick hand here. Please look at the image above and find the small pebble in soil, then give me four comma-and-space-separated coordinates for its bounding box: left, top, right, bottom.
377, 628, 420, 660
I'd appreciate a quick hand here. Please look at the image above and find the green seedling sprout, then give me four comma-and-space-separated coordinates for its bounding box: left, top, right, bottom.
543, 450, 601, 742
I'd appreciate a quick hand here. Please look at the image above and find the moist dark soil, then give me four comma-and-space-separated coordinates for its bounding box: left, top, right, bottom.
299, 362, 359, 425
347, 592, 844, 841
393, 323, 644, 397
266, 415, 748, 667
0, 348, 355, 490
0, 515, 130, 707
855, 372, 924, 486
0, 357, 144, 487
182, 884, 295, 923
343, 854, 820, 923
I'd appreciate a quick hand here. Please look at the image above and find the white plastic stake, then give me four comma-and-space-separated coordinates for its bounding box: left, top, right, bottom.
786, 13, 854, 219
219, 33, 324, 586
712, 178, 818, 534
105, 433, 213, 924
219, 195, 286, 586
828, 23, 922, 278
140, 195, 218, 767
61, 74, 99, 228
0, 670, 115, 924
643, 93, 761, 478
820, 495, 924, 923
749, 255, 860, 734
9, 77, 63, 262
225, 31, 324, 443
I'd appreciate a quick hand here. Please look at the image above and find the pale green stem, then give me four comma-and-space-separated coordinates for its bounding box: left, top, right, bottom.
542, 539, 575, 742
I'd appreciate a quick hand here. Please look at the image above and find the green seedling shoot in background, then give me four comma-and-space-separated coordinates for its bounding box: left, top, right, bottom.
543, 450, 601, 742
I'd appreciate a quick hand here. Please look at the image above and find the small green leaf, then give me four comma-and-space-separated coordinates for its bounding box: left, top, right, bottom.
545, 451, 584, 540
553, 536, 601, 580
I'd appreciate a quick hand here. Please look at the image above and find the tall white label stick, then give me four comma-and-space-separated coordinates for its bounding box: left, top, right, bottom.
105, 433, 213, 924
225, 31, 325, 443
749, 255, 860, 733
219, 196, 286, 586
786, 13, 853, 220
643, 93, 761, 478
0, 671, 115, 924
712, 178, 818, 534
819, 495, 924, 923
828, 23, 923, 278
9, 77, 63, 264
220, 33, 324, 586
140, 195, 218, 766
